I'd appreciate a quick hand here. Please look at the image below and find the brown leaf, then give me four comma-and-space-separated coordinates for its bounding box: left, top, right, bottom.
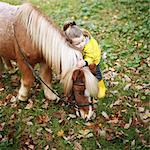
123, 83, 132, 90
0, 82, 4, 91
45, 132, 53, 142
102, 111, 109, 120
25, 99, 34, 109
124, 118, 132, 129
74, 141, 82, 150
28, 144, 35, 150
42, 101, 49, 109
0, 123, 5, 131
36, 114, 49, 124
107, 117, 119, 124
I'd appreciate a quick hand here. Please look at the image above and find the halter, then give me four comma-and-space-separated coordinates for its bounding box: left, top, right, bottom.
71, 80, 94, 119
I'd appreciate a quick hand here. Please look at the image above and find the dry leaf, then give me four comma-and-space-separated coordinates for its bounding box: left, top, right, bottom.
79, 129, 91, 136
45, 132, 53, 142
0, 88, 4, 92
131, 139, 135, 147
26, 121, 33, 126
123, 83, 132, 90
67, 114, 76, 120
57, 129, 64, 137
124, 118, 132, 129
124, 74, 131, 82
138, 107, 145, 113
85, 133, 94, 138
10, 96, 17, 103
36, 114, 49, 124
45, 128, 52, 133
44, 145, 49, 150
110, 100, 122, 108
74, 141, 82, 150
102, 111, 109, 120
0, 122, 5, 131
42, 101, 49, 109
25, 99, 34, 109
108, 117, 119, 124
28, 144, 34, 150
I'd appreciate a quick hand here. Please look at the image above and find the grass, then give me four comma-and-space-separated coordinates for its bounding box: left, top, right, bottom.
0, 0, 149, 149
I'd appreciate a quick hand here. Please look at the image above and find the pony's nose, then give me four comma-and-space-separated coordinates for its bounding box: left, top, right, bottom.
79, 109, 94, 120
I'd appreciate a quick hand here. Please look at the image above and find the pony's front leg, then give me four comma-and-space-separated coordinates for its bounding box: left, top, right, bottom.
40, 63, 59, 100
17, 60, 34, 101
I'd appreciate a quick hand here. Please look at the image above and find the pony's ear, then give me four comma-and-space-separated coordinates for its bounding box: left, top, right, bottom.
88, 64, 96, 75
72, 70, 80, 81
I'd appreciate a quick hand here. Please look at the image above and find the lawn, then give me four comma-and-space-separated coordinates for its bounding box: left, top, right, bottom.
0, 0, 149, 149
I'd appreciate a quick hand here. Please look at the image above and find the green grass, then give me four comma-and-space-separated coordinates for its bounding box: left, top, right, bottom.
0, 0, 149, 149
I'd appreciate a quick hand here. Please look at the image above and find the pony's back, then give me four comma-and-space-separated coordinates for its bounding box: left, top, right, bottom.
0, 2, 18, 59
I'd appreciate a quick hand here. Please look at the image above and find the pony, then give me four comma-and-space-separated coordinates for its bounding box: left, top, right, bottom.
0, 2, 98, 120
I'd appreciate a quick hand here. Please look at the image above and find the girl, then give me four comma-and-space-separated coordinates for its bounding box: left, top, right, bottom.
63, 21, 106, 98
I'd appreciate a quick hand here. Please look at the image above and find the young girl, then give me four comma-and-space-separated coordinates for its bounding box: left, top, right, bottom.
63, 21, 106, 98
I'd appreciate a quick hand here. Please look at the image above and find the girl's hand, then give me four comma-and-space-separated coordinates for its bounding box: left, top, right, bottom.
77, 59, 86, 68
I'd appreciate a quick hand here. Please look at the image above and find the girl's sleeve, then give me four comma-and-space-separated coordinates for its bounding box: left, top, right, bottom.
83, 38, 101, 65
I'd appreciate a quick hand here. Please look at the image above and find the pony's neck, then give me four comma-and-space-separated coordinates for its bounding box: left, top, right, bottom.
17, 3, 82, 77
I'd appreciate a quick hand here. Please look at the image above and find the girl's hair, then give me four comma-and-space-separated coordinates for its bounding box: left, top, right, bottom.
63, 20, 83, 40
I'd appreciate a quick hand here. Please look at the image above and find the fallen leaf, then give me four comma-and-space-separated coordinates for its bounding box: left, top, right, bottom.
28, 144, 34, 150
102, 111, 109, 120
42, 100, 49, 109
110, 100, 122, 108
26, 121, 33, 126
135, 85, 143, 90
57, 129, 64, 137
45, 128, 52, 133
45, 132, 53, 142
108, 117, 119, 124
36, 114, 49, 124
123, 83, 132, 90
131, 139, 135, 147
25, 99, 34, 109
0, 122, 5, 131
44, 145, 49, 150
138, 107, 145, 113
67, 114, 76, 120
124, 74, 131, 82
74, 141, 82, 150
79, 129, 91, 136
10, 96, 17, 103
124, 118, 132, 129
0, 88, 4, 92
96, 140, 102, 149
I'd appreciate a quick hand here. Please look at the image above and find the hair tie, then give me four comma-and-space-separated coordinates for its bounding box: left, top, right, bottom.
63, 21, 76, 31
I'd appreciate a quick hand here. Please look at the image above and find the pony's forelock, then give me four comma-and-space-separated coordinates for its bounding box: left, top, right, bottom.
61, 67, 98, 97
83, 67, 98, 97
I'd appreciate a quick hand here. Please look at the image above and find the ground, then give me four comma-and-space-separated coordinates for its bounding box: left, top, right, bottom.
0, 0, 149, 149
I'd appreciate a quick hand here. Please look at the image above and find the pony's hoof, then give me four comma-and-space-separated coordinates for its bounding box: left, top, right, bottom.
17, 94, 28, 101
45, 92, 59, 101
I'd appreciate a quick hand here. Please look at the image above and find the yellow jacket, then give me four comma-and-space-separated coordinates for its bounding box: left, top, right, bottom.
82, 37, 101, 65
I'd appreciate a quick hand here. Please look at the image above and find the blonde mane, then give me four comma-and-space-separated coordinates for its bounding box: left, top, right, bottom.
61, 67, 98, 98
16, 3, 82, 78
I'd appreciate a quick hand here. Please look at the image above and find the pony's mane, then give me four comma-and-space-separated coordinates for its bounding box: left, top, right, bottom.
61, 67, 98, 98
16, 3, 82, 77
